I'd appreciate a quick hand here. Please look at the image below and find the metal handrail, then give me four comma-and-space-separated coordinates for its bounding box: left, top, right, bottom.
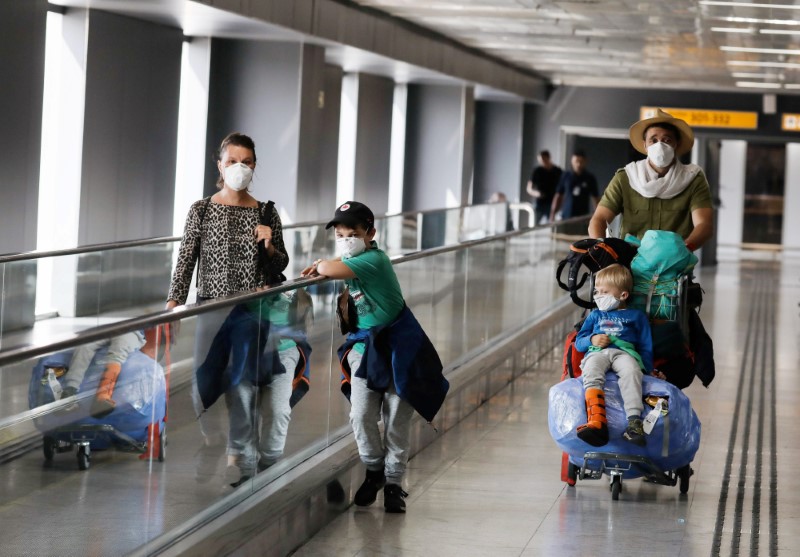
0, 215, 590, 367
0, 202, 497, 264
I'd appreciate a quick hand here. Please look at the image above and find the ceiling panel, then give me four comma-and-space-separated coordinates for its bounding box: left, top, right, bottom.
352, 0, 800, 93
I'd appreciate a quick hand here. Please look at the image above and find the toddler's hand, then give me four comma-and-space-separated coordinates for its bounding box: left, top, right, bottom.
591, 334, 610, 348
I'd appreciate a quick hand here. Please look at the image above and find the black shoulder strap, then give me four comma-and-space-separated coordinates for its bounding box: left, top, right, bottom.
198, 196, 212, 226
195, 196, 213, 288
259, 200, 275, 225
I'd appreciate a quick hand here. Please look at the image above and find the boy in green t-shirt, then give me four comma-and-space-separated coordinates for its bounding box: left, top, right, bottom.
302, 201, 448, 513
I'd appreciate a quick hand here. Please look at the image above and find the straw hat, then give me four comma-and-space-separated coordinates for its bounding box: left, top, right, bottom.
629, 109, 694, 156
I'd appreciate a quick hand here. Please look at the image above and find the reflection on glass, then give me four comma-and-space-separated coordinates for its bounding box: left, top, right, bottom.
0, 219, 590, 554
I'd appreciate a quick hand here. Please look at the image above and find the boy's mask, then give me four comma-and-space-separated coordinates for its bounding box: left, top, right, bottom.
336, 237, 366, 259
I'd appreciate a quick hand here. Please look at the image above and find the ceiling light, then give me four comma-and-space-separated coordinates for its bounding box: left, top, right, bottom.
711, 27, 754, 33
784, 83, 800, 89
728, 60, 800, 68
731, 72, 774, 78
760, 28, 800, 35
735, 81, 783, 88
721, 46, 800, 55
717, 16, 800, 26
702, 1, 800, 8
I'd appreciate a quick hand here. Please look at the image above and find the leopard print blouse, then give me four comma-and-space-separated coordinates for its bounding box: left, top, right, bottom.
167, 199, 289, 304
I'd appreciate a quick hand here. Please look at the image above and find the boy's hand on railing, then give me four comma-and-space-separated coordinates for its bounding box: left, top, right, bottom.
300, 259, 323, 277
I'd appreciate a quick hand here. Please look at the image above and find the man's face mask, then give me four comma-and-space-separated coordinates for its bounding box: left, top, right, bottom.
647, 142, 675, 168
223, 163, 254, 191
336, 236, 366, 259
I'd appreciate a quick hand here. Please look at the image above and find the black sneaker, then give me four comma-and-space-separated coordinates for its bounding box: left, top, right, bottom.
623, 417, 646, 446
353, 469, 385, 506
383, 484, 408, 513
61, 386, 78, 399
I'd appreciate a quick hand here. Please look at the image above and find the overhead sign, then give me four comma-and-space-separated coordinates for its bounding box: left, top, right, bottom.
781, 113, 800, 131
640, 107, 758, 129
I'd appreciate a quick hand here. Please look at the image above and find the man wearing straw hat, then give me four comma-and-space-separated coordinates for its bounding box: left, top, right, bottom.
588, 109, 714, 253
588, 109, 715, 388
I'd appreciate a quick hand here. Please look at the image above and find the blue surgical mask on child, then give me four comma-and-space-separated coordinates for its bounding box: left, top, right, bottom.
336, 237, 367, 259
593, 294, 621, 312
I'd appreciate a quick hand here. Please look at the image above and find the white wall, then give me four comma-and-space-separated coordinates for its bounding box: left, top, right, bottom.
783, 143, 800, 257
717, 140, 747, 261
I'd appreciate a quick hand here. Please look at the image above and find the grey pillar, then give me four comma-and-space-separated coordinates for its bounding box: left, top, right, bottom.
403, 84, 475, 211
297, 48, 341, 223
79, 10, 182, 245
206, 40, 336, 224
353, 73, 394, 214
473, 100, 524, 204
0, 0, 47, 254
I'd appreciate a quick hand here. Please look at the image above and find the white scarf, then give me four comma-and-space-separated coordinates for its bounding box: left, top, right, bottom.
624, 159, 701, 199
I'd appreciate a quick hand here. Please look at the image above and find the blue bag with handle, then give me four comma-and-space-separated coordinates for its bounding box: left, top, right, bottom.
548, 373, 700, 477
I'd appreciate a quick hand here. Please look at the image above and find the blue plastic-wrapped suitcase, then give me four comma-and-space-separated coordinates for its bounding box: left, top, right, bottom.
549, 373, 700, 498
29, 347, 167, 469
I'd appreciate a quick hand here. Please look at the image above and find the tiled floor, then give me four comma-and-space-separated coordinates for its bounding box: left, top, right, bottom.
293, 260, 800, 557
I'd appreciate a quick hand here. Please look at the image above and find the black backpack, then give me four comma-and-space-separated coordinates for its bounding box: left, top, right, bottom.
555, 237, 638, 309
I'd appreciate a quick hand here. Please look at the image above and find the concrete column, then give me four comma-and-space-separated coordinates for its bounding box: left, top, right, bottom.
296, 45, 336, 223
0, 0, 47, 254
37, 7, 89, 318
403, 84, 475, 211
206, 39, 303, 221
173, 38, 211, 236
473, 100, 524, 204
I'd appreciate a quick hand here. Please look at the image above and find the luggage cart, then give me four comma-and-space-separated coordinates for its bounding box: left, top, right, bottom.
565, 451, 693, 500
30, 344, 168, 471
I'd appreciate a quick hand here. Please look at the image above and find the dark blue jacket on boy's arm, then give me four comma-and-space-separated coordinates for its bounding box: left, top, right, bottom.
338, 305, 449, 423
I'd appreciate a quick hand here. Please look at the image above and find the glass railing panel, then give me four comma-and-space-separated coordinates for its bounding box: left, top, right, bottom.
1, 203, 515, 344
0, 279, 343, 553
0, 219, 593, 555
0, 242, 177, 349
0, 259, 37, 348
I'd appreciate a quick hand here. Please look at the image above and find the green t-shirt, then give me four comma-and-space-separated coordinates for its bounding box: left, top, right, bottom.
245, 291, 297, 352
342, 244, 405, 352
599, 169, 713, 240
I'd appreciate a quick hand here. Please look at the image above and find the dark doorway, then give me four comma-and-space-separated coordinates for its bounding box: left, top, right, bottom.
743, 144, 784, 245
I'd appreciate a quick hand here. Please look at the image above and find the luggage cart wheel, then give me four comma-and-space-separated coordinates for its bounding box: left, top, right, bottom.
567, 462, 579, 486
43, 435, 56, 461
158, 425, 166, 462
610, 475, 622, 500
677, 465, 693, 494
77, 444, 91, 471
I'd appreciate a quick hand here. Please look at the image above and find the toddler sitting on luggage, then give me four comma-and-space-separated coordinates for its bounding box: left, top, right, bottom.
574, 264, 653, 446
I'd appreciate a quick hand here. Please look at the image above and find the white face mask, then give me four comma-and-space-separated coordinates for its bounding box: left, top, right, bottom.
647, 142, 675, 169
336, 237, 367, 259
594, 294, 621, 312
223, 163, 253, 191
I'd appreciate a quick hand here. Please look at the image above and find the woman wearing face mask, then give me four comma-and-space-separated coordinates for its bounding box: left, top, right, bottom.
166, 132, 291, 487
588, 109, 714, 253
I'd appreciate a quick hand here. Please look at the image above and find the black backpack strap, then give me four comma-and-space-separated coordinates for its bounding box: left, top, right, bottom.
258, 200, 286, 286
259, 200, 275, 225
195, 196, 213, 288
